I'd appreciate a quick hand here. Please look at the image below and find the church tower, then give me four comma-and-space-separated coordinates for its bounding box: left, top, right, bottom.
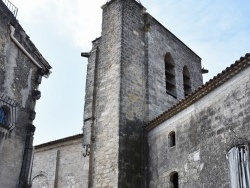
82, 0, 203, 187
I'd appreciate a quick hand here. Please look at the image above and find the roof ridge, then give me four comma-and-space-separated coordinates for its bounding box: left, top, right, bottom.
35, 133, 83, 149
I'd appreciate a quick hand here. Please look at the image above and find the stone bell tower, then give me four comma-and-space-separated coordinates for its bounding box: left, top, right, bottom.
82, 0, 203, 187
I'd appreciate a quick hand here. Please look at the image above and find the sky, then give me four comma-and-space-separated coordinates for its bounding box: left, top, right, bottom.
8, 0, 250, 145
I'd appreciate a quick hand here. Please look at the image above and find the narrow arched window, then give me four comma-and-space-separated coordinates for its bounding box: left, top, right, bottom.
183, 66, 191, 96
170, 172, 178, 188
168, 131, 176, 147
165, 53, 176, 98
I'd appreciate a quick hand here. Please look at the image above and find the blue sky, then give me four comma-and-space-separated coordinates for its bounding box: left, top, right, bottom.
9, 0, 250, 145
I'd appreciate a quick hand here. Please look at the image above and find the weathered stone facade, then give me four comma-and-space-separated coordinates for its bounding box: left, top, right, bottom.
31, 134, 85, 188
0, 1, 51, 187
82, 0, 202, 187
23, 0, 249, 187
146, 16, 202, 120
146, 54, 250, 187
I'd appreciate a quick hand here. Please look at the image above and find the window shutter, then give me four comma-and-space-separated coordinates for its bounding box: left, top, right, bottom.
228, 145, 250, 188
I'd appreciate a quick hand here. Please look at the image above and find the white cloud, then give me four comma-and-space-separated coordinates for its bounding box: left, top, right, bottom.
143, 0, 250, 81
12, 0, 107, 49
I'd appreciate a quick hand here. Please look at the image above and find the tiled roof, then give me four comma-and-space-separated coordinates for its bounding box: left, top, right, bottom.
145, 53, 250, 131
35, 134, 83, 149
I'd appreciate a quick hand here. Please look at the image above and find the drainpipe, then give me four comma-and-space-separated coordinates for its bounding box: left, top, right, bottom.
27, 146, 34, 185
9, 25, 51, 78
18, 124, 36, 188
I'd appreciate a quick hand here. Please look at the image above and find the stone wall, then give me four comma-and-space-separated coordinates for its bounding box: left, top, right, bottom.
0, 1, 51, 187
82, 0, 203, 187
118, 1, 146, 187
146, 15, 203, 120
83, 0, 123, 186
31, 135, 85, 188
82, 38, 101, 188
147, 65, 250, 187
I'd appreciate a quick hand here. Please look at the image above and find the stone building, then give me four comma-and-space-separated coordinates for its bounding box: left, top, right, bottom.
21, 0, 249, 187
0, 0, 51, 187
81, 0, 250, 188
31, 134, 85, 188
146, 53, 250, 188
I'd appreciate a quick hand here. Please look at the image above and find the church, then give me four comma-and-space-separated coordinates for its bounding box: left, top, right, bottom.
80, 0, 250, 187
1, 0, 250, 187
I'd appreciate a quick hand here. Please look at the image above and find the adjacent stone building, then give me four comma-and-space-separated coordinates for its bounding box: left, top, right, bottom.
0, 0, 51, 187
31, 134, 86, 188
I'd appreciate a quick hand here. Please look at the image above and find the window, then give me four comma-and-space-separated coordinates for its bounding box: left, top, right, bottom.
228, 145, 250, 188
32, 173, 49, 188
165, 53, 176, 98
183, 66, 191, 96
0, 106, 10, 128
169, 131, 176, 147
0, 107, 6, 124
170, 172, 178, 188
0, 95, 17, 130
